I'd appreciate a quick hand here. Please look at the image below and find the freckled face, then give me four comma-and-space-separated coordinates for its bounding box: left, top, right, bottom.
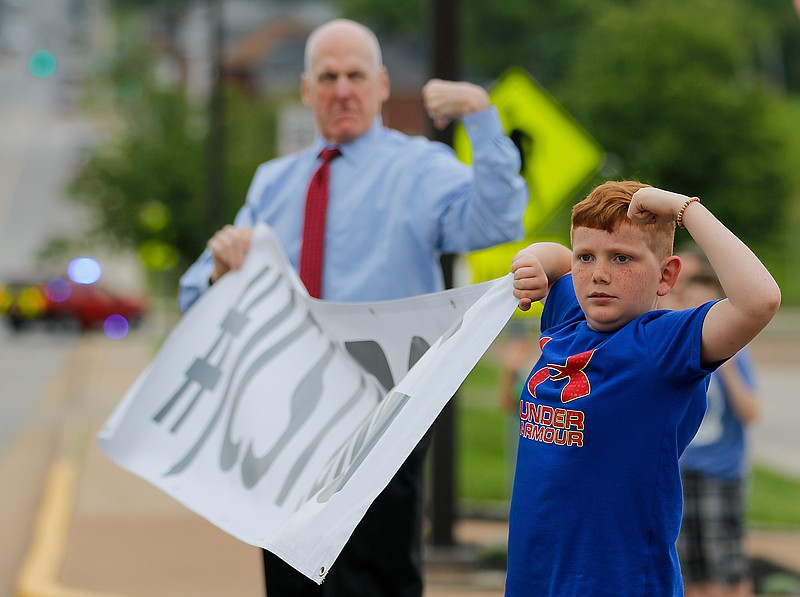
571, 224, 668, 332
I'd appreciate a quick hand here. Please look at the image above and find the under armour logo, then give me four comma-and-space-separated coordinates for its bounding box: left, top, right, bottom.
528, 341, 595, 403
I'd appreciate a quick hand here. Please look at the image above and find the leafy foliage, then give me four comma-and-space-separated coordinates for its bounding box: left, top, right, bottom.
70, 87, 206, 271
335, 0, 424, 37
69, 79, 279, 277
557, 0, 790, 256
68, 0, 281, 279
338, 0, 794, 262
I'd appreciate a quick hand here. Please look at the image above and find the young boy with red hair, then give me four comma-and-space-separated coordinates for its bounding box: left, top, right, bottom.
507, 181, 780, 597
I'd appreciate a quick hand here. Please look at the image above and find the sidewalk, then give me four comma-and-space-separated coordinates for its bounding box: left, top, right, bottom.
13, 330, 509, 597
12, 312, 800, 597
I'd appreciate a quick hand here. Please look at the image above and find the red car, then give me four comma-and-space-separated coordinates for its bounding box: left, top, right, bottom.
1, 278, 148, 332
46, 281, 147, 331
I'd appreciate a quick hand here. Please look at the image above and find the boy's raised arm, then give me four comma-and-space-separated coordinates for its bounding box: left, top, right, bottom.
511, 242, 573, 311
629, 187, 781, 365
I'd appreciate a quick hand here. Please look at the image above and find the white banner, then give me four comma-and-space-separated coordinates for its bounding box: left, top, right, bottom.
98, 224, 517, 583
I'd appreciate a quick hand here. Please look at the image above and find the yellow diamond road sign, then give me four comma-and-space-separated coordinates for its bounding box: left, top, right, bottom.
455, 67, 604, 285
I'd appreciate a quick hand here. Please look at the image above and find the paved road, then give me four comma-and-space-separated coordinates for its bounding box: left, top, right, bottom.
747, 314, 800, 479
0, 328, 76, 452
0, 327, 77, 597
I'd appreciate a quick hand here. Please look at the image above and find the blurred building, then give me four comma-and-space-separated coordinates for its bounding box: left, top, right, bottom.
164, 0, 430, 153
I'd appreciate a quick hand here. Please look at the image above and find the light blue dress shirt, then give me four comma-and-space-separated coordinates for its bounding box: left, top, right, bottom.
179, 106, 527, 311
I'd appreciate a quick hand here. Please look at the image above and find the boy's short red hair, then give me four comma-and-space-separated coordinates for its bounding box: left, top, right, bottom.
571, 180, 675, 260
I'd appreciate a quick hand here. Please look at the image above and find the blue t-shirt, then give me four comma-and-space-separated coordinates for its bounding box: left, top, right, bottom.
679, 349, 756, 481
506, 275, 715, 597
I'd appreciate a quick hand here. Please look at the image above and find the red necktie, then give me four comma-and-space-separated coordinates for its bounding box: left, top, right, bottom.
299, 147, 340, 298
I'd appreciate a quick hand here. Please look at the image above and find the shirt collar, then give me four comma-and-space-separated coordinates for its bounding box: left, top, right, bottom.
312, 117, 383, 167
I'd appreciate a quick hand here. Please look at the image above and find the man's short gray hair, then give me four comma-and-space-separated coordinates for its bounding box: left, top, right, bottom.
303, 19, 383, 73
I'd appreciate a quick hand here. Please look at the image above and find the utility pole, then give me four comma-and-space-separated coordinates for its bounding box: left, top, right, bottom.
428, 0, 460, 548
206, 0, 225, 239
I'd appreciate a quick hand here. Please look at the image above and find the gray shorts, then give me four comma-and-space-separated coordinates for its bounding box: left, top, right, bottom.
677, 470, 749, 586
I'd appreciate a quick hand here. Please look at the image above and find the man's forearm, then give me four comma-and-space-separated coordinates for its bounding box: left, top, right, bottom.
178, 252, 214, 313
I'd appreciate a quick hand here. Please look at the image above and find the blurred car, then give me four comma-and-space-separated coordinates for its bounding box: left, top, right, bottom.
0, 278, 148, 332
0, 279, 50, 331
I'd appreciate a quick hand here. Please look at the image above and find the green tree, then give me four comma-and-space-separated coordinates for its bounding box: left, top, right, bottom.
336, 0, 424, 37
69, 80, 278, 279
62, 2, 284, 284
556, 0, 790, 259
70, 87, 202, 273
462, 0, 645, 85
336, 0, 631, 84
337, 0, 800, 89
739, 0, 800, 92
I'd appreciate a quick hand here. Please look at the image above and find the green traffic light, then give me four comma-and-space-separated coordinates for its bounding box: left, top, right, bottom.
28, 50, 57, 78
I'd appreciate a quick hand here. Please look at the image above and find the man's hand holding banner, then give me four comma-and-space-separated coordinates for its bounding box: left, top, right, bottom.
98, 224, 517, 583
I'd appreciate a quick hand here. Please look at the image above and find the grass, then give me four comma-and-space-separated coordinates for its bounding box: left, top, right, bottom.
456, 353, 514, 508
748, 464, 800, 529
456, 353, 800, 529
458, 406, 510, 503
771, 98, 800, 305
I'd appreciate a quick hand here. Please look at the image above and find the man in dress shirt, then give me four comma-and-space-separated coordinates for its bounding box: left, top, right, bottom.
179, 18, 527, 597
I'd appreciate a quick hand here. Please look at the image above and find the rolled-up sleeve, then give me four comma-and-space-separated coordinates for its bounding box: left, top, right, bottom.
438, 106, 528, 253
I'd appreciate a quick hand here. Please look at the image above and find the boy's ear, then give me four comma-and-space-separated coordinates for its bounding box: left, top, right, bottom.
657, 256, 682, 297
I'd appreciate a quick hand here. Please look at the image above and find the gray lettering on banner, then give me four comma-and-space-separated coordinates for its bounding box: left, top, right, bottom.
275, 377, 377, 507
344, 340, 394, 391
312, 391, 412, 504
240, 343, 336, 488
162, 271, 303, 475
219, 313, 314, 471
408, 336, 430, 368
152, 266, 274, 428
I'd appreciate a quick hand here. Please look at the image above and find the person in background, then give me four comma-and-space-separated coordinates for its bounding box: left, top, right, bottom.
178, 17, 528, 597
673, 256, 760, 597
496, 317, 539, 497
658, 243, 705, 309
